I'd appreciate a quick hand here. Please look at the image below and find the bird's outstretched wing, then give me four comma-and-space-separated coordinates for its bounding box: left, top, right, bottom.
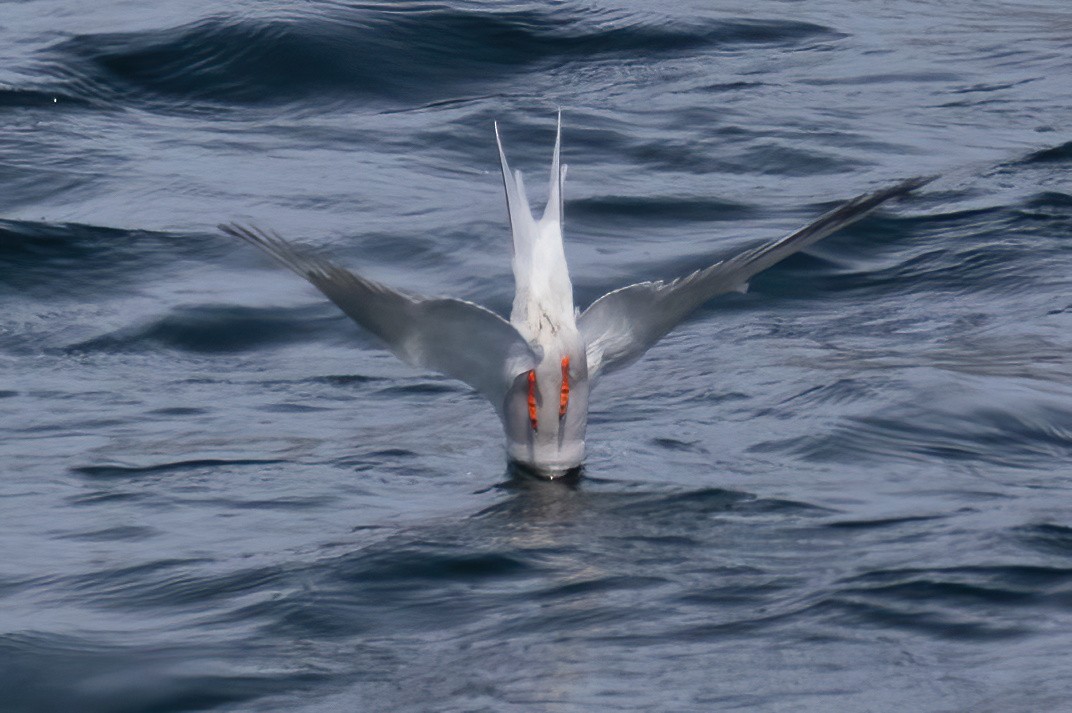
577, 176, 934, 377
221, 224, 540, 408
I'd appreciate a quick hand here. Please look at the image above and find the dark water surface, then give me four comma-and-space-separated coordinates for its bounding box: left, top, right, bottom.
3, 1, 1072, 711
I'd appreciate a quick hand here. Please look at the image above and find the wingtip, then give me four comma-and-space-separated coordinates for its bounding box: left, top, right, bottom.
899, 174, 939, 194
494, 121, 509, 170
867, 174, 937, 206
219, 222, 248, 242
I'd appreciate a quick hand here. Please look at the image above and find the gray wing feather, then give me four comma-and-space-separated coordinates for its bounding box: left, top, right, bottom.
221, 224, 540, 406
578, 176, 934, 377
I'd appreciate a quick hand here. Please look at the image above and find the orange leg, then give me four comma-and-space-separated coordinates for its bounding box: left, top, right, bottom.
527, 369, 538, 432
559, 356, 570, 418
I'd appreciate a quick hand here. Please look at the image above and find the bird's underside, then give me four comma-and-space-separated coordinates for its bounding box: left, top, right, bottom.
222, 116, 931, 477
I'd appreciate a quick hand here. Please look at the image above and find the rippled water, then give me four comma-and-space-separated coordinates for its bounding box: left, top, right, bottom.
3, 1, 1072, 711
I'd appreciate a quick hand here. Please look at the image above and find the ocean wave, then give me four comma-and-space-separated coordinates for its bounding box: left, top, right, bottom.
1019, 140, 1072, 166
72, 458, 285, 479
0, 86, 91, 109
819, 564, 1072, 640
65, 304, 339, 354
0, 631, 310, 713
35, 7, 837, 109
1015, 523, 1072, 558
568, 194, 756, 230
777, 399, 1072, 470
0, 219, 216, 298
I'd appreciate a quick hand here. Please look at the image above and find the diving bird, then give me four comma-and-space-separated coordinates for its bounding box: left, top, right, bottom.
221, 116, 930, 478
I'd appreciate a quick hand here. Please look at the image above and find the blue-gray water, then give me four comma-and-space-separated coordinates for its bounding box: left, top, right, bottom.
2, 1, 1072, 711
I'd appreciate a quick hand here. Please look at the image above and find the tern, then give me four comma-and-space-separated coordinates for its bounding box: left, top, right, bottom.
222, 116, 929, 478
